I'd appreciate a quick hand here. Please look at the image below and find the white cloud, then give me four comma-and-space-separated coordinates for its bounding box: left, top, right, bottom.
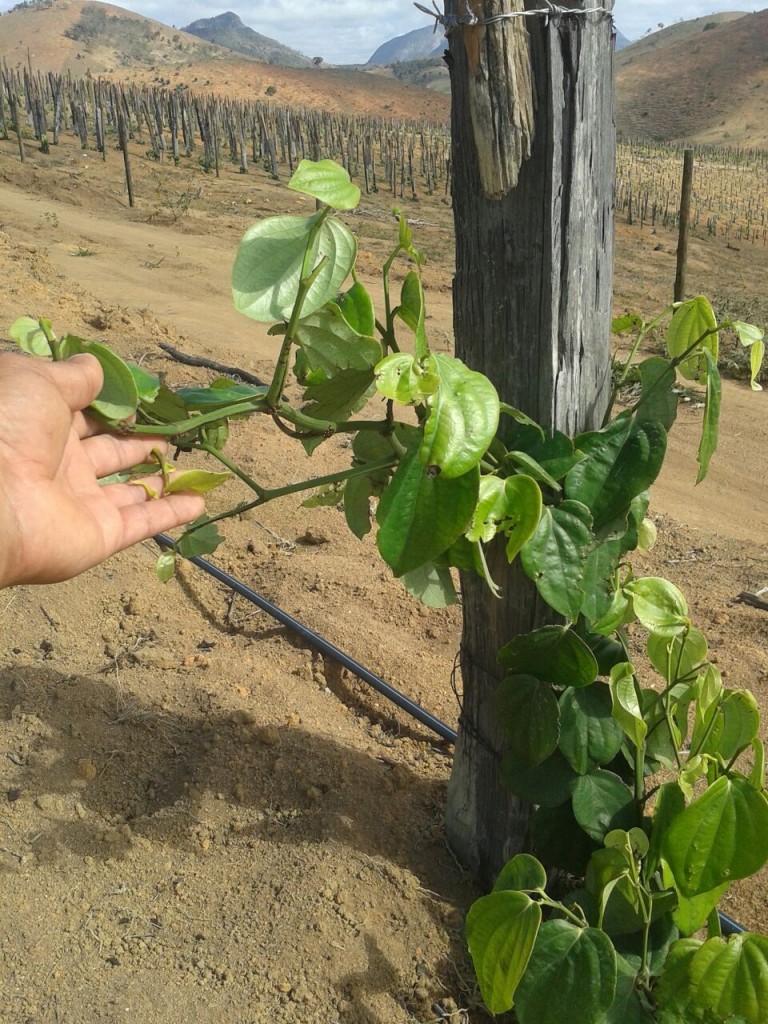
2, 1, 765, 62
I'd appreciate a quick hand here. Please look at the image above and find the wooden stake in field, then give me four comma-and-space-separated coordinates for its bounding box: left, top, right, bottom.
674, 148, 695, 302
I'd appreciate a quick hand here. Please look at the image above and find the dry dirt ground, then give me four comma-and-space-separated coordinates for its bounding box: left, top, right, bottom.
0, 130, 766, 1024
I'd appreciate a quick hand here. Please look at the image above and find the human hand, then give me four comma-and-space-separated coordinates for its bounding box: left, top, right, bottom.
0, 351, 205, 587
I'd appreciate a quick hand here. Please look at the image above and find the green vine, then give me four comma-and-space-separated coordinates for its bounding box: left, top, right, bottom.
9, 157, 768, 1023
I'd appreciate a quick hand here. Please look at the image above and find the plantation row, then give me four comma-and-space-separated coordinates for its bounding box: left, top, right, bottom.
616, 139, 768, 245
0, 63, 452, 201
1, 63, 767, 241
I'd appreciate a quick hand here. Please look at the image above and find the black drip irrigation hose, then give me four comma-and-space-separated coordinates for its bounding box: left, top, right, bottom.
155, 535, 458, 744
155, 535, 747, 937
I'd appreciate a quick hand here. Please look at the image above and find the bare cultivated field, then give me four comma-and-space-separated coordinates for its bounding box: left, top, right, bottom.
0, 114, 767, 1023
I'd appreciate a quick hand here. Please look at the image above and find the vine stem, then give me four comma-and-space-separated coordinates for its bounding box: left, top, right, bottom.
180, 455, 396, 534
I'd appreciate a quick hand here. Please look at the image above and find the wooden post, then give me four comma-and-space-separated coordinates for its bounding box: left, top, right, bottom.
445, 0, 616, 886
674, 149, 694, 302
115, 92, 135, 208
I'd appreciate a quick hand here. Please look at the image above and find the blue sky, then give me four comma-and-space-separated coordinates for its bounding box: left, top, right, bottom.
1, 1, 765, 64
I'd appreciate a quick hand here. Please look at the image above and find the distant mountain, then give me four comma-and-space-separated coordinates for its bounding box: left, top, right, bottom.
367, 25, 444, 66
615, 10, 768, 148
615, 29, 631, 50
182, 11, 313, 68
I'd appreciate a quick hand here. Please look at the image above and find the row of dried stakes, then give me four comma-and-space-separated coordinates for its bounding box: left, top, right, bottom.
0, 61, 452, 205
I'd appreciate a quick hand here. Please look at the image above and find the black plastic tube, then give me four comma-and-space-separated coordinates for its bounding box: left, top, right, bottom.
156, 535, 750, 937
155, 535, 458, 744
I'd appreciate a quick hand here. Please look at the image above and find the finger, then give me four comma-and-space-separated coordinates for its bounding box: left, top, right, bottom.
116, 493, 207, 547
82, 433, 170, 477
46, 354, 104, 413
99, 477, 167, 508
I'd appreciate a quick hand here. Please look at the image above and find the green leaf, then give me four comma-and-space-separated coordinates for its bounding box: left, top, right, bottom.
625, 577, 689, 636
337, 280, 375, 337
520, 502, 593, 620
663, 775, 768, 897
573, 770, 636, 843
376, 445, 479, 577
295, 306, 382, 376
559, 685, 624, 775
127, 362, 161, 402
419, 354, 500, 478
10, 315, 52, 355
302, 484, 344, 509
466, 475, 542, 560
514, 921, 617, 1024
696, 349, 721, 483
302, 367, 376, 423
465, 891, 542, 1015
566, 415, 667, 530
493, 854, 548, 894
164, 469, 230, 495
504, 425, 584, 481
176, 520, 224, 559
343, 474, 374, 539
399, 561, 457, 607
287, 158, 361, 210
609, 663, 647, 749
497, 674, 561, 767
732, 320, 765, 348
580, 538, 622, 624
175, 381, 266, 409
501, 750, 579, 808
506, 450, 561, 490
533, 802, 599, 874
636, 356, 678, 430
155, 550, 176, 583
697, 689, 760, 764
498, 626, 598, 689
612, 314, 644, 334
749, 338, 765, 392
659, 934, 768, 1024
232, 213, 356, 322
602, 953, 656, 1023
647, 628, 708, 684
85, 341, 140, 421
374, 352, 437, 403
667, 296, 718, 381
666, 868, 729, 935
396, 270, 428, 359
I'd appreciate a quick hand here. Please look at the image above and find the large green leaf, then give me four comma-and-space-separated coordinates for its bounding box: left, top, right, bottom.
581, 538, 622, 623
573, 770, 636, 843
295, 306, 381, 376
658, 934, 768, 1024
10, 316, 51, 356
559, 685, 624, 775
514, 921, 617, 1024
636, 356, 678, 430
696, 689, 760, 764
609, 662, 647, 749
602, 953, 656, 1023
498, 625, 598, 689
504, 426, 584, 482
399, 561, 457, 607
565, 415, 667, 530
520, 501, 593, 620
301, 367, 376, 423
662, 775, 768, 896
696, 348, 721, 483
465, 891, 542, 1015
501, 750, 579, 808
419, 354, 500, 478
532, 802, 598, 875
82, 340, 139, 421
493, 854, 548, 894
232, 213, 356, 322
396, 270, 428, 359
625, 577, 689, 637
667, 295, 718, 381
287, 158, 360, 210
376, 445, 479, 576
497, 674, 561, 767
337, 279, 375, 336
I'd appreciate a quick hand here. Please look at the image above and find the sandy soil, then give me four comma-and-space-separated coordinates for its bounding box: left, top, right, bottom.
0, 129, 766, 1024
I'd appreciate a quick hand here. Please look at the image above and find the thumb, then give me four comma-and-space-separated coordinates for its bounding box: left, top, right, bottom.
46, 353, 104, 413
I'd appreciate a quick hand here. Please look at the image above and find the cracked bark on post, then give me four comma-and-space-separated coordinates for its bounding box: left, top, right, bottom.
445, 0, 616, 887
463, 0, 535, 197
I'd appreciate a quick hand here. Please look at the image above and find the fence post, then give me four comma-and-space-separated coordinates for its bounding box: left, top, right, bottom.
674, 148, 695, 302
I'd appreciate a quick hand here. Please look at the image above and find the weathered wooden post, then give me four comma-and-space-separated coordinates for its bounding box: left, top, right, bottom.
442, 0, 616, 886
674, 148, 694, 301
